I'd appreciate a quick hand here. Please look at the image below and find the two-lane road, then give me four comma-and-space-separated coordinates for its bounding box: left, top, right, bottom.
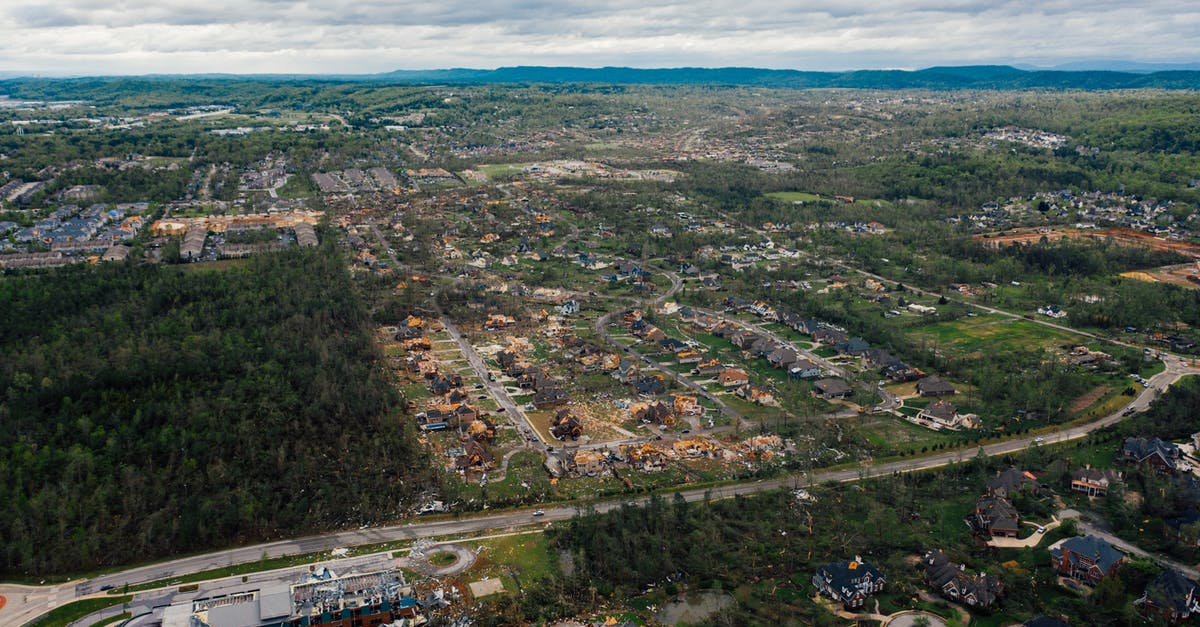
13, 363, 1188, 617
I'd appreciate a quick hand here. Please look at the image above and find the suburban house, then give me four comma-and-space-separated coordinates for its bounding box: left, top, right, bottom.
1050, 535, 1126, 584
883, 361, 924, 382
711, 321, 739, 337
573, 450, 609, 477
694, 358, 725, 377
428, 373, 463, 396
630, 401, 673, 426
917, 399, 981, 430
986, 468, 1040, 499
789, 359, 822, 380
534, 386, 570, 409
835, 337, 871, 356
767, 347, 799, 369
917, 376, 957, 397
812, 559, 886, 609
736, 384, 775, 405
634, 374, 667, 396
673, 437, 722, 459
730, 330, 760, 349
750, 337, 779, 357
550, 409, 584, 440
718, 368, 750, 387
623, 442, 669, 472
812, 327, 849, 345
454, 438, 495, 472
659, 338, 688, 354
814, 378, 853, 399
672, 395, 704, 417
973, 495, 1020, 537
924, 549, 1005, 609
613, 359, 641, 383
1071, 467, 1122, 497
1123, 437, 1183, 474
1138, 569, 1200, 623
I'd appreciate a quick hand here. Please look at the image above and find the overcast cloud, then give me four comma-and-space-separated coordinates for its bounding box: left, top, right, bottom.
0, 0, 1196, 75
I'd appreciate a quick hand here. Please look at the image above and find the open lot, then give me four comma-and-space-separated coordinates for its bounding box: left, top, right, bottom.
907, 314, 1084, 357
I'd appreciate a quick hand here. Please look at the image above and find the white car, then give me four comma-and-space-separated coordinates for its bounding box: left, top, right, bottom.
532, 510, 545, 517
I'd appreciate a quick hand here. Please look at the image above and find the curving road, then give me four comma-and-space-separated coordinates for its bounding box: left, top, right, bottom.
7, 235, 1200, 627
7, 358, 1194, 627
591, 266, 747, 427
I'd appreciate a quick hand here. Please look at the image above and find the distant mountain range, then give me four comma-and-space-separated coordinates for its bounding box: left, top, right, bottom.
4, 64, 1200, 89
356, 65, 1200, 89
1016, 60, 1200, 73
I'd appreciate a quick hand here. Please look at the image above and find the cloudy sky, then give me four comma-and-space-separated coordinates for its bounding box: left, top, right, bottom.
1, 0, 1197, 75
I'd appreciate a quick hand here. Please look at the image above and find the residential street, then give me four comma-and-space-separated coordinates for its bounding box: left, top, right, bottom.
5, 357, 1195, 627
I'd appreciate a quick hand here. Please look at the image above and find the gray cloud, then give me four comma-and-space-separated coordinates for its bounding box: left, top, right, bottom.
0, 0, 1196, 74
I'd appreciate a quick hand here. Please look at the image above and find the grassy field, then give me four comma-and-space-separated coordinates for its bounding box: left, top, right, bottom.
908, 314, 1084, 357
478, 163, 533, 179
765, 191, 823, 202
854, 416, 962, 454
470, 532, 558, 594
28, 596, 131, 627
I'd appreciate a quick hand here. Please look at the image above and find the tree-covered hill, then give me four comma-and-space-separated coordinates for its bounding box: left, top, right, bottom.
0, 248, 433, 576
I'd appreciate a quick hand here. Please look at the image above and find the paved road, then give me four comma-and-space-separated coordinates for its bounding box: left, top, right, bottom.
5, 363, 1195, 626
439, 315, 549, 449
7, 239, 1200, 627
591, 268, 746, 427
1059, 510, 1200, 579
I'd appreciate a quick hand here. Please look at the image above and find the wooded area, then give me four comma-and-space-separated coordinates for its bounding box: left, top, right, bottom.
0, 247, 434, 576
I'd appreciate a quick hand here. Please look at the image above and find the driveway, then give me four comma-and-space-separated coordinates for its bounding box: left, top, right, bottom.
986, 517, 1061, 548
1059, 510, 1200, 579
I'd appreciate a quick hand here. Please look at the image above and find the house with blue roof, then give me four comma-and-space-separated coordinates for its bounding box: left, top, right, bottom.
812, 558, 886, 609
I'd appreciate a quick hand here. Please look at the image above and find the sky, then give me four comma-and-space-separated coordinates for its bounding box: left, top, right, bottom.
0, 0, 1198, 75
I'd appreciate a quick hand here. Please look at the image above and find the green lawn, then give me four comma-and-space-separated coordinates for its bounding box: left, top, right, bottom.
855, 416, 961, 455
28, 596, 132, 627
765, 191, 823, 203
908, 315, 1083, 357
478, 163, 534, 179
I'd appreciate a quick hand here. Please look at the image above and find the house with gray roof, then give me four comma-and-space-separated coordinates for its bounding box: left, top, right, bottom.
924, 549, 1004, 609
1123, 436, 1182, 474
1050, 535, 1126, 584
1138, 569, 1200, 623
973, 495, 1020, 537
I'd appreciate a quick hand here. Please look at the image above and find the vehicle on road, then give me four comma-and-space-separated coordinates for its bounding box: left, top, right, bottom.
1037, 527, 1046, 534
532, 510, 545, 517
1033, 437, 1044, 444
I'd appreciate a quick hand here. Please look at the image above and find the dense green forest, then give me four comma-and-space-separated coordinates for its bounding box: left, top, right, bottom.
0, 248, 434, 576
